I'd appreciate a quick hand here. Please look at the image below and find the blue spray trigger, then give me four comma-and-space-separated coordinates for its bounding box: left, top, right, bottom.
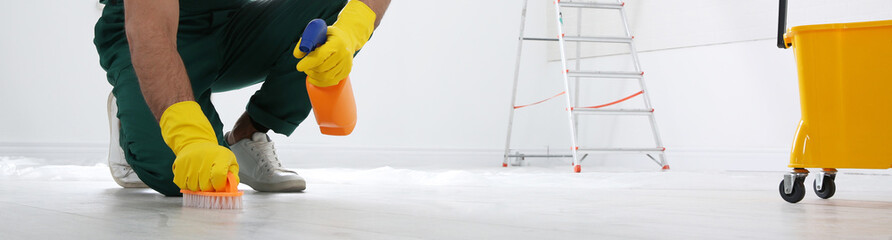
298, 19, 328, 54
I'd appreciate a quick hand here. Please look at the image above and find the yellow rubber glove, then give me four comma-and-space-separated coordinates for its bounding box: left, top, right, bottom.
293, 0, 376, 87
159, 101, 239, 192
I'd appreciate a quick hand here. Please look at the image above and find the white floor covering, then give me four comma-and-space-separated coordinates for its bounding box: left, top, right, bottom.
2, 156, 892, 239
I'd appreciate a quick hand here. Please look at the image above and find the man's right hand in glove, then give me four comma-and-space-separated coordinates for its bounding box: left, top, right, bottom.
160, 101, 239, 192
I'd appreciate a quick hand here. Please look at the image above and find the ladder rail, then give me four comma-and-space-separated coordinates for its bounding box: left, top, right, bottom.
618, 3, 668, 167
573, 7, 582, 147
503, 0, 530, 166
552, 0, 581, 167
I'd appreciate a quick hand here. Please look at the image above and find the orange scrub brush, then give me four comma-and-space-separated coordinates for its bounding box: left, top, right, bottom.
181, 172, 244, 209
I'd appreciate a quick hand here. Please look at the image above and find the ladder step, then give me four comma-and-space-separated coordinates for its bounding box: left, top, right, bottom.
572, 108, 653, 115
566, 36, 633, 43
578, 147, 666, 153
522, 36, 633, 43
559, 1, 624, 9
567, 71, 643, 79
506, 154, 573, 158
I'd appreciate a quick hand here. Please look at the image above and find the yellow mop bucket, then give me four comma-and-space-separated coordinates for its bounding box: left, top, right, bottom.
777, 0, 892, 203
785, 20, 892, 169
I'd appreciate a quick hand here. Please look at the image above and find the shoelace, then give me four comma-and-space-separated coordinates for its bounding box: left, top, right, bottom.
250, 140, 282, 174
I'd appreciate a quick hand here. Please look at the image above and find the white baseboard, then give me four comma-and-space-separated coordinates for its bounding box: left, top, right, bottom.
0, 142, 109, 165
0, 142, 791, 171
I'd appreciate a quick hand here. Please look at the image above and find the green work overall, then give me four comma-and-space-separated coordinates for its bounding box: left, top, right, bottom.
93, 0, 347, 196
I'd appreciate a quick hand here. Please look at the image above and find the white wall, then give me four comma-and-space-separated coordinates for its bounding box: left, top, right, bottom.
1, 0, 891, 170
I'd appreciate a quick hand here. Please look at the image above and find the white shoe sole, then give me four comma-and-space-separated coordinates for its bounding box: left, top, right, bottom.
239, 175, 306, 192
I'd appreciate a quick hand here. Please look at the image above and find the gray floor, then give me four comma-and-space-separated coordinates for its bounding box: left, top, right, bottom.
2, 168, 892, 239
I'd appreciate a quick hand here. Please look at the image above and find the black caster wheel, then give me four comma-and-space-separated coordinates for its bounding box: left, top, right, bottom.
779, 178, 806, 203
813, 175, 836, 199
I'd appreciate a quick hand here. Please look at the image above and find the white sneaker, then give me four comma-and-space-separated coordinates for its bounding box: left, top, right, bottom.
107, 92, 148, 188
227, 132, 306, 192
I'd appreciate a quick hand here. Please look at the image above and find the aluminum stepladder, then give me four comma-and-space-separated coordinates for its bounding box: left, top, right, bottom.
503, 0, 669, 172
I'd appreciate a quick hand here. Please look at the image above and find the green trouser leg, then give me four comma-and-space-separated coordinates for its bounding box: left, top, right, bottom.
94, 0, 348, 196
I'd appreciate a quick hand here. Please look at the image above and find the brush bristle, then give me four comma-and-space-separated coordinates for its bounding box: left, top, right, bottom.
182, 193, 244, 209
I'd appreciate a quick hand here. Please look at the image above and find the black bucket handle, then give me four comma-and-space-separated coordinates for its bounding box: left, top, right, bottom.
777, 0, 789, 48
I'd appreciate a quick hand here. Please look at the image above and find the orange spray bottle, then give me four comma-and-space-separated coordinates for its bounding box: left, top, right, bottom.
298, 19, 357, 136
